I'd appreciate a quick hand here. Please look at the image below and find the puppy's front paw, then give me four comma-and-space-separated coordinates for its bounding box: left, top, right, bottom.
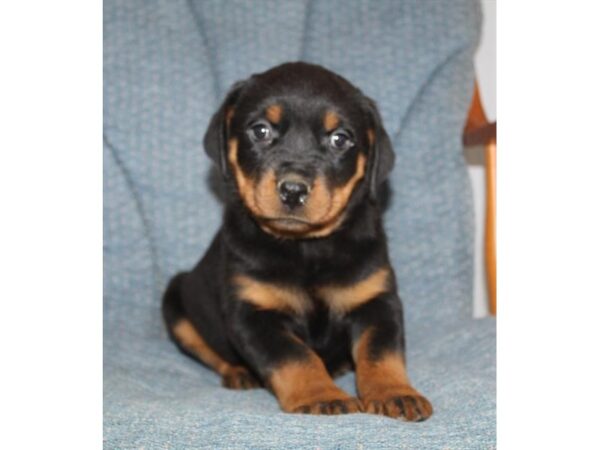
363, 392, 432, 421
292, 397, 362, 415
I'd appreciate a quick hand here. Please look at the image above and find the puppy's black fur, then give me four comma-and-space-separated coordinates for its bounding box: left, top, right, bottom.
162, 62, 432, 419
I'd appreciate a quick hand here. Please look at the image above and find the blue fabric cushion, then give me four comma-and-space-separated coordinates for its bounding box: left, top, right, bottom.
104, 0, 495, 448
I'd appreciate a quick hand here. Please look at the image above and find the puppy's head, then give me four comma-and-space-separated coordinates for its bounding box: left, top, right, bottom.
204, 62, 394, 238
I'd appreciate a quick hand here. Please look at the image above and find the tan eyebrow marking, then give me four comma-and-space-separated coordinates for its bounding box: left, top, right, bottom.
324, 111, 340, 131
266, 104, 283, 124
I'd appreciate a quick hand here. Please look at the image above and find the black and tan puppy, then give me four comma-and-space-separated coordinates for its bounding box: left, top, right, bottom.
162, 62, 432, 420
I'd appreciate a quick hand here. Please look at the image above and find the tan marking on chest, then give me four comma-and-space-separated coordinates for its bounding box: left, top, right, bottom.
232, 274, 312, 315
316, 267, 390, 314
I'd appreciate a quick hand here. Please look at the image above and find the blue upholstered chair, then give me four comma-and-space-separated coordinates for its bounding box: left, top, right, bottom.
104, 1, 496, 447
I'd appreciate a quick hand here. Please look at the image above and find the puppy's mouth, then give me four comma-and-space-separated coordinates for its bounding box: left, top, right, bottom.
263, 217, 311, 226
260, 216, 315, 232
255, 212, 347, 239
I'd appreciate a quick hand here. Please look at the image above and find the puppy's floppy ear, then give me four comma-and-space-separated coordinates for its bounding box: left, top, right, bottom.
203, 80, 247, 176
363, 96, 395, 198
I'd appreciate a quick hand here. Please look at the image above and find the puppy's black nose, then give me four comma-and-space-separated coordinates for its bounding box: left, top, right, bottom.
278, 180, 309, 208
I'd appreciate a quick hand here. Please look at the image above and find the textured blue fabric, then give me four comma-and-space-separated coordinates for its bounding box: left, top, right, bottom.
104, 1, 496, 448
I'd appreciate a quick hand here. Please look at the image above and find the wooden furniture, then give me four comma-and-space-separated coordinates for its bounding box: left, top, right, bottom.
463, 83, 496, 315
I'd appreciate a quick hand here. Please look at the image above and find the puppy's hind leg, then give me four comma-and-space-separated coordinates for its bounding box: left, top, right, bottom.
162, 273, 260, 390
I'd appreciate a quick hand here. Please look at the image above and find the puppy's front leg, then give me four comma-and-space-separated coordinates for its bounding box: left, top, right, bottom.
349, 295, 433, 421
230, 303, 361, 415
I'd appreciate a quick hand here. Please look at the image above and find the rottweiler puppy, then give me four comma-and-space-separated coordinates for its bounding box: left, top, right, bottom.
162, 62, 432, 420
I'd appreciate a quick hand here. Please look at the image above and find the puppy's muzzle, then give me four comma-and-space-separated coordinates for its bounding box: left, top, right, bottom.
277, 178, 310, 209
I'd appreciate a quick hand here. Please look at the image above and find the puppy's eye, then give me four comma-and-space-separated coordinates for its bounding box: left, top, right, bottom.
329, 130, 353, 150
249, 122, 272, 142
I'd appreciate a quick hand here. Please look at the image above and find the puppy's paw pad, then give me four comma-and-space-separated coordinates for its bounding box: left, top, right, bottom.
292, 397, 362, 415
221, 367, 261, 390
364, 395, 433, 421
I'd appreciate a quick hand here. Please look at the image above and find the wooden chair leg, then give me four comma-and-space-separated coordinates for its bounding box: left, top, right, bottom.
485, 138, 496, 315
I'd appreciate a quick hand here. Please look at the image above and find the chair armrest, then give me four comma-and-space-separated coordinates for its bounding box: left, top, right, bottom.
463, 82, 496, 316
